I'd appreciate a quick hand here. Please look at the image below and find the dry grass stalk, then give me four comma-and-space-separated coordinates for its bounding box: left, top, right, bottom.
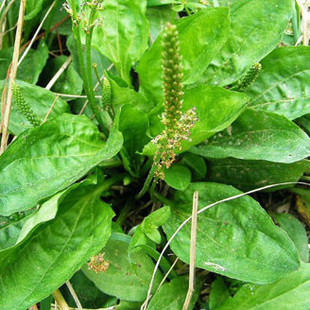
182, 191, 199, 310
0, 0, 26, 154
52, 289, 71, 310
66, 281, 83, 310
45, 55, 72, 90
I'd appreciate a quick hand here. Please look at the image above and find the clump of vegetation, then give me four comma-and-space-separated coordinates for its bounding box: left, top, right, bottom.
1, 0, 310, 309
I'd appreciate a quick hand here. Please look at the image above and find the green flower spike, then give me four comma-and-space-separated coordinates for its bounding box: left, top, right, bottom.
12, 82, 41, 127
153, 22, 198, 179
237, 63, 262, 90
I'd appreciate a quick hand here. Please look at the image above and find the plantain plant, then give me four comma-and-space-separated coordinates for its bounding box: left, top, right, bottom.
1, 0, 310, 309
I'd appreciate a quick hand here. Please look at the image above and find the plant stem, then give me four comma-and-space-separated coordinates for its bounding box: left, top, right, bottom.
92, 63, 103, 87
52, 289, 70, 310
0, 0, 26, 154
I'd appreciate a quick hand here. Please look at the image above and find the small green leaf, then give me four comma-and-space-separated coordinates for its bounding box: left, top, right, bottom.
92, 0, 149, 83
137, 7, 230, 103
203, 0, 293, 86
216, 263, 310, 310
148, 276, 202, 310
207, 158, 308, 191
191, 109, 310, 163
0, 114, 123, 216
0, 182, 114, 310
163, 182, 300, 284
245, 47, 310, 120
273, 213, 309, 263
83, 233, 163, 302
180, 153, 207, 181
164, 164, 191, 190
130, 206, 171, 251
209, 278, 230, 310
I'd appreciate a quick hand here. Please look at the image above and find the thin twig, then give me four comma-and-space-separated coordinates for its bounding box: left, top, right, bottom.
182, 191, 198, 310
52, 289, 70, 310
0, 0, 26, 154
66, 281, 83, 310
156, 257, 179, 293
55, 93, 102, 99
45, 55, 72, 90
43, 95, 59, 123
141, 181, 310, 309
18, 0, 57, 66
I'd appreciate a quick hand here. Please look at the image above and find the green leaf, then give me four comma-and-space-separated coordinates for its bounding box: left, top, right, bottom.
215, 263, 310, 310
137, 7, 230, 104
180, 153, 207, 181
92, 0, 149, 83
146, 6, 172, 40
148, 276, 202, 310
0, 113, 123, 216
203, 0, 293, 86
119, 104, 149, 173
143, 85, 249, 154
163, 182, 300, 284
41, 55, 83, 96
207, 158, 308, 191
209, 278, 230, 310
190, 109, 310, 163
164, 164, 191, 190
273, 213, 309, 263
0, 41, 48, 84
83, 233, 163, 302
0, 182, 114, 310
245, 47, 310, 120
0, 80, 69, 135
130, 206, 171, 251
25, 0, 46, 20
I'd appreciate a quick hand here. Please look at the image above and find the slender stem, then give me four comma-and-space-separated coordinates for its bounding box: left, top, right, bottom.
66, 281, 83, 310
52, 289, 70, 310
92, 63, 103, 88
0, 0, 26, 154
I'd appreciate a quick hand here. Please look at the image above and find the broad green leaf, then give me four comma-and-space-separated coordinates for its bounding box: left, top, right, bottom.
164, 164, 191, 190
209, 278, 230, 310
41, 55, 83, 96
298, 114, 310, 136
203, 0, 293, 86
180, 153, 207, 181
146, 6, 172, 40
143, 85, 249, 154
163, 182, 300, 284
0, 182, 114, 310
216, 263, 310, 310
273, 213, 309, 263
0, 41, 48, 84
245, 47, 310, 120
190, 109, 310, 163
115, 301, 142, 309
148, 276, 202, 310
207, 158, 308, 191
92, 0, 149, 83
137, 7, 230, 104
0, 113, 123, 216
0, 80, 69, 135
83, 233, 163, 302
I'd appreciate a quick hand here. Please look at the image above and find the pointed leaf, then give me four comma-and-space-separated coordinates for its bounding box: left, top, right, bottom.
163, 182, 300, 284
0, 113, 123, 216
191, 109, 310, 163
